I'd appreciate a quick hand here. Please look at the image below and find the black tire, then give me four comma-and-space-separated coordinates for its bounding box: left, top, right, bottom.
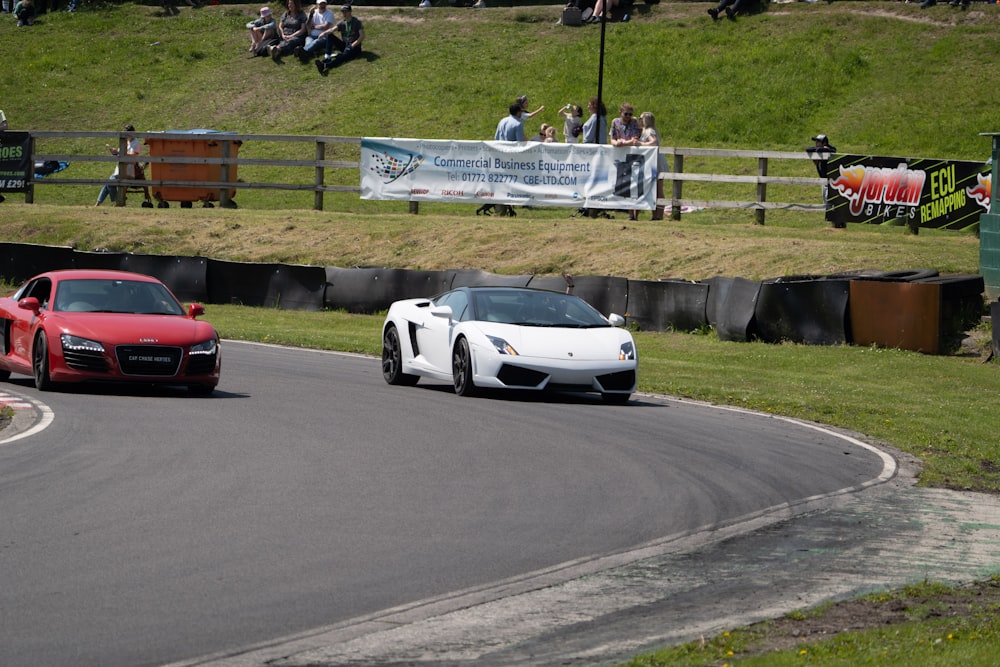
602, 392, 631, 405
452, 337, 478, 397
157, 200, 169, 208
0, 369, 10, 381
32, 331, 53, 391
382, 325, 419, 386
188, 384, 215, 396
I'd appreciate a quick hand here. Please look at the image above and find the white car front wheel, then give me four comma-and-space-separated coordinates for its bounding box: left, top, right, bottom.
452, 337, 478, 397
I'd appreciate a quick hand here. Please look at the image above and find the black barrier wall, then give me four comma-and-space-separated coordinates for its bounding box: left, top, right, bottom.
755, 275, 851, 346
0, 243, 988, 356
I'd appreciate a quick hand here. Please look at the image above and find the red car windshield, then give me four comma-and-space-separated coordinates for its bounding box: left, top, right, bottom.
52, 279, 185, 315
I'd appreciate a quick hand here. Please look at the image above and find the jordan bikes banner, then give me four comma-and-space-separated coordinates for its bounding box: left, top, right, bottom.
361, 138, 657, 210
825, 154, 990, 231
0, 131, 31, 193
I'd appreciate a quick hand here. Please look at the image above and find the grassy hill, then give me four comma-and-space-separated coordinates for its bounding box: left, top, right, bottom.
4, 2, 1000, 155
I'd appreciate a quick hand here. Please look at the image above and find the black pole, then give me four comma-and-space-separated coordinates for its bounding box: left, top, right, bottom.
596, 10, 607, 144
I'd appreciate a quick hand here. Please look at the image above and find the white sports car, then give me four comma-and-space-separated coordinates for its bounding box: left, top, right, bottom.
381, 286, 637, 403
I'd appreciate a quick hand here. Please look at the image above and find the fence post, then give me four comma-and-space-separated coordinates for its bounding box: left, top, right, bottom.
755, 156, 767, 225
220, 140, 232, 209
670, 152, 684, 221
114, 135, 127, 207
314, 141, 325, 211
409, 201, 419, 214
25, 135, 35, 204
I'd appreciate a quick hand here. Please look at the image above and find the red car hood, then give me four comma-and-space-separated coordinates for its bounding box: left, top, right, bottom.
47, 312, 217, 346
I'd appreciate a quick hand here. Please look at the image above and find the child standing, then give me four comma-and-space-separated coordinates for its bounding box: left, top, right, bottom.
560, 104, 583, 143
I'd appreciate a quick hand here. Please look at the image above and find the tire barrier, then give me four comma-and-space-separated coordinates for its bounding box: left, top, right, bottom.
209, 260, 326, 311
849, 273, 984, 354
626, 279, 709, 332
755, 275, 851, 346
324, 267, 453, 313
0, 243, 987, 355
526, 275, 629, 319
0, 243, 76, 284
75, 252, 210, 303
914, 274, 985, 354
449, 269, 532, 289
704, 276, 762, 342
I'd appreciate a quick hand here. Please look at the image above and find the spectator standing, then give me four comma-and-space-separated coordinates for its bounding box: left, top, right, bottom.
516, 95, 545, 121
494, 102, 524, 142
560, 103, 583, 143
544, 125, 557, 143
315, 4, 365, 74
581, 96, 607, 144
247, 6, 277, 55
268, 0, 308, 62
96, 125, 142, 207
806, 133, 836, 205
575, 97, 608, 217
610, 103, 642, 220
297, 0, 334, 61
609, 102, 641, 147
638, 111, 665, 220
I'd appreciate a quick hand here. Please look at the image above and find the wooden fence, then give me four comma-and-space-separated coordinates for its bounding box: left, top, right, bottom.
25, 131, 831, 223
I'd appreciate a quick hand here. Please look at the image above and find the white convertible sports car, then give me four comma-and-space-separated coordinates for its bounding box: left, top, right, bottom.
381, 286, 637, 403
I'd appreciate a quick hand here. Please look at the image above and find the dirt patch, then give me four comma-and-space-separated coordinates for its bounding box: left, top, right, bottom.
730, 578, 1000, 658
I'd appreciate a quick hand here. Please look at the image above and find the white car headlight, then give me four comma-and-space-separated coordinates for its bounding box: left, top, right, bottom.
487, 335, 518, 356
619, 341, 635, 361
190, 338, 218, 355
60, 334, 105, 353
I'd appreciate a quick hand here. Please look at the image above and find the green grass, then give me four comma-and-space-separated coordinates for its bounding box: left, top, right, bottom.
623, 578, 1000, 666
3, 3, 1000, 665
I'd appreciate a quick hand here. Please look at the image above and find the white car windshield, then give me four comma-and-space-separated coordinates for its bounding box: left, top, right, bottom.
52, 279, 185, 315
469, 290, 610, 328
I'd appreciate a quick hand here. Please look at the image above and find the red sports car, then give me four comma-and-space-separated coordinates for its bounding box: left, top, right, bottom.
0, 269, 220, 395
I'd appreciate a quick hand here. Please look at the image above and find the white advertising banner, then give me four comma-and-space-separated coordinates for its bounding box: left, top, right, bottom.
361, 138, 657, 210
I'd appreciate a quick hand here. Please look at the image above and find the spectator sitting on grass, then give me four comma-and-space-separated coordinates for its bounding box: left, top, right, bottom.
315, 4, 365, 75
268, 0, 308, 62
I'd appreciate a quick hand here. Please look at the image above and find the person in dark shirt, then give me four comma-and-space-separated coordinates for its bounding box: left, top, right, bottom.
315, 4, 365, 75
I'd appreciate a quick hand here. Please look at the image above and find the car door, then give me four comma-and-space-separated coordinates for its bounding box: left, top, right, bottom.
414, 290, 468, 375
7, 277, 52, 368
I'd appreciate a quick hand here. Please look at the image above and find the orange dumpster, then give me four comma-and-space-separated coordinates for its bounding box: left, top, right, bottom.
146, 130, 242, 208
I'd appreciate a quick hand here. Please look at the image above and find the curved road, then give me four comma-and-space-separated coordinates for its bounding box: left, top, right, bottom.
0, 341, 890, 667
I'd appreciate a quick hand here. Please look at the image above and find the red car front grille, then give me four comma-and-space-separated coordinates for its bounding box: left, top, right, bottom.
114, 345, 183, 377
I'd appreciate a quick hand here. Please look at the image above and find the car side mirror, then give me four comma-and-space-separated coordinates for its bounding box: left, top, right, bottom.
188, 303, 205, 318
17, 297, 41, 314
430, 305, 453, 320
608, 313, 625, 327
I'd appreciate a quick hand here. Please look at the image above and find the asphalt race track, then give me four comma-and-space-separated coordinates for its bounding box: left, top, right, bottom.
0, 341, 891, 667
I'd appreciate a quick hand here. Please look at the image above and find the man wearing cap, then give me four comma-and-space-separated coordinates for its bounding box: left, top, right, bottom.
806, 133, 837, 207
297, 0, 335, 61
315, 4, 364, 75
247, 6, 277, 56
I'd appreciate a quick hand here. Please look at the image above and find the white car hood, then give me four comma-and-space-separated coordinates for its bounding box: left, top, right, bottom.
471, 322, 628, 361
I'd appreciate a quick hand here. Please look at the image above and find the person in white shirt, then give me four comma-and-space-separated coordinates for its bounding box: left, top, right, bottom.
297, 0, 335, 60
